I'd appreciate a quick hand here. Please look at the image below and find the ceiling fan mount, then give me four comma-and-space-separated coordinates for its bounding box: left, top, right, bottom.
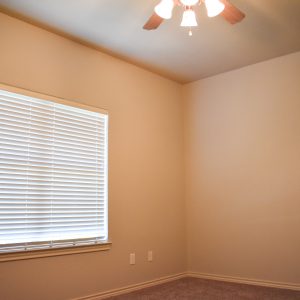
143, 0, 245, 34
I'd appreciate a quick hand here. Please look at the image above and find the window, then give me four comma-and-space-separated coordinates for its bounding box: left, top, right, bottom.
0, 85, 109, 257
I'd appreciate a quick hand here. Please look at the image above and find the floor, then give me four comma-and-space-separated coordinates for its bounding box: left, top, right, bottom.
107, 277, 300, 300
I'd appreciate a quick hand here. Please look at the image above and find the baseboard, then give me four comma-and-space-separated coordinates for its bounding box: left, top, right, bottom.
72, 271, 300, 299
72, 273, 186, 300
187, 271, 300, 291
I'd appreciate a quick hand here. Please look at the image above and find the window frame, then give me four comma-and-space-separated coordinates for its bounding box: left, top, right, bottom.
0, 83, 111, 261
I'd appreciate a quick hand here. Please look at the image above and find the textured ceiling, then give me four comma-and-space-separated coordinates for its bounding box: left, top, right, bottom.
0, 0, 299, 83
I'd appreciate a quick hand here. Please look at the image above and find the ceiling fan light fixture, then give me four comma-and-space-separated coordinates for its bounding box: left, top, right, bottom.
180, 0, 199, 6
154, 0, 174, 19
205, 0, 225, 17
180, 8, 198, 27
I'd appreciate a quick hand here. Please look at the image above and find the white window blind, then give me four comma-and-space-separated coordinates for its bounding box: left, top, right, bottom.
0, 88, 108, 253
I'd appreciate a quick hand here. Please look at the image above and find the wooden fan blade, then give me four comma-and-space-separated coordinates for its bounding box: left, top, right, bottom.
220, 0, 245, 24
143, 13, 164, 30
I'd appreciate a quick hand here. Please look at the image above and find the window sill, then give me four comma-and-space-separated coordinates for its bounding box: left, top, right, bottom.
0, 241, 112, 262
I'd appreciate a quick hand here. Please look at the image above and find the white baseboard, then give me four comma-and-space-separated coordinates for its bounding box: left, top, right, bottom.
73, 271, 300, 299
187, 271, 300, 291
72, 273, 186, 300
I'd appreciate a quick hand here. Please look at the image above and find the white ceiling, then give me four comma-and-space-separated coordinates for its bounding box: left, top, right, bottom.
0, 0, 299, 83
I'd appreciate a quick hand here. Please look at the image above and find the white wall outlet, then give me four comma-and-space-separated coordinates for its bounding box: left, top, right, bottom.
148, 250, 153, 262
129, 253, 135, 265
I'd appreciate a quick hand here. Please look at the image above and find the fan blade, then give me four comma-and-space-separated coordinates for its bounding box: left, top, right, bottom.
220, 0, 245, 24
143, 13, 164, 30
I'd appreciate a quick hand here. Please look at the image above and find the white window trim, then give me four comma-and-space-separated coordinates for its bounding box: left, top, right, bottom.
0, 83, 108, 115
0, 83, 111, 261
0, 241, 112, 262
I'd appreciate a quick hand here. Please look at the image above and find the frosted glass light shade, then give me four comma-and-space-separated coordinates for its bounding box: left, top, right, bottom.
155, 0, 174, 19
205, 0, 225, 17
180, 8, 198, 27
180, 0, 199, 5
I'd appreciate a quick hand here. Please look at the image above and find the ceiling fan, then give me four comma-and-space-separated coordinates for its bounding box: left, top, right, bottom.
143, 0, 245, 35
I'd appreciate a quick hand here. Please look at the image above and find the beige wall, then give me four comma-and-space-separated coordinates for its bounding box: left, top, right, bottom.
0, 13, 186, 300
183, 52, 300, 284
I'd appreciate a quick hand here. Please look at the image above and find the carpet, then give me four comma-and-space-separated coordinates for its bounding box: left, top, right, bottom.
107, 277, 300, 299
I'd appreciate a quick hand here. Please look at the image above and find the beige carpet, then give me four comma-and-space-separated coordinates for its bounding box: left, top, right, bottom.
107, 277, 300, 299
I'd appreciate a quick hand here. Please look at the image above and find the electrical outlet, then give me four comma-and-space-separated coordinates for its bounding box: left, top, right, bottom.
148, 250, 153, 262
130, 253, 135, 265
